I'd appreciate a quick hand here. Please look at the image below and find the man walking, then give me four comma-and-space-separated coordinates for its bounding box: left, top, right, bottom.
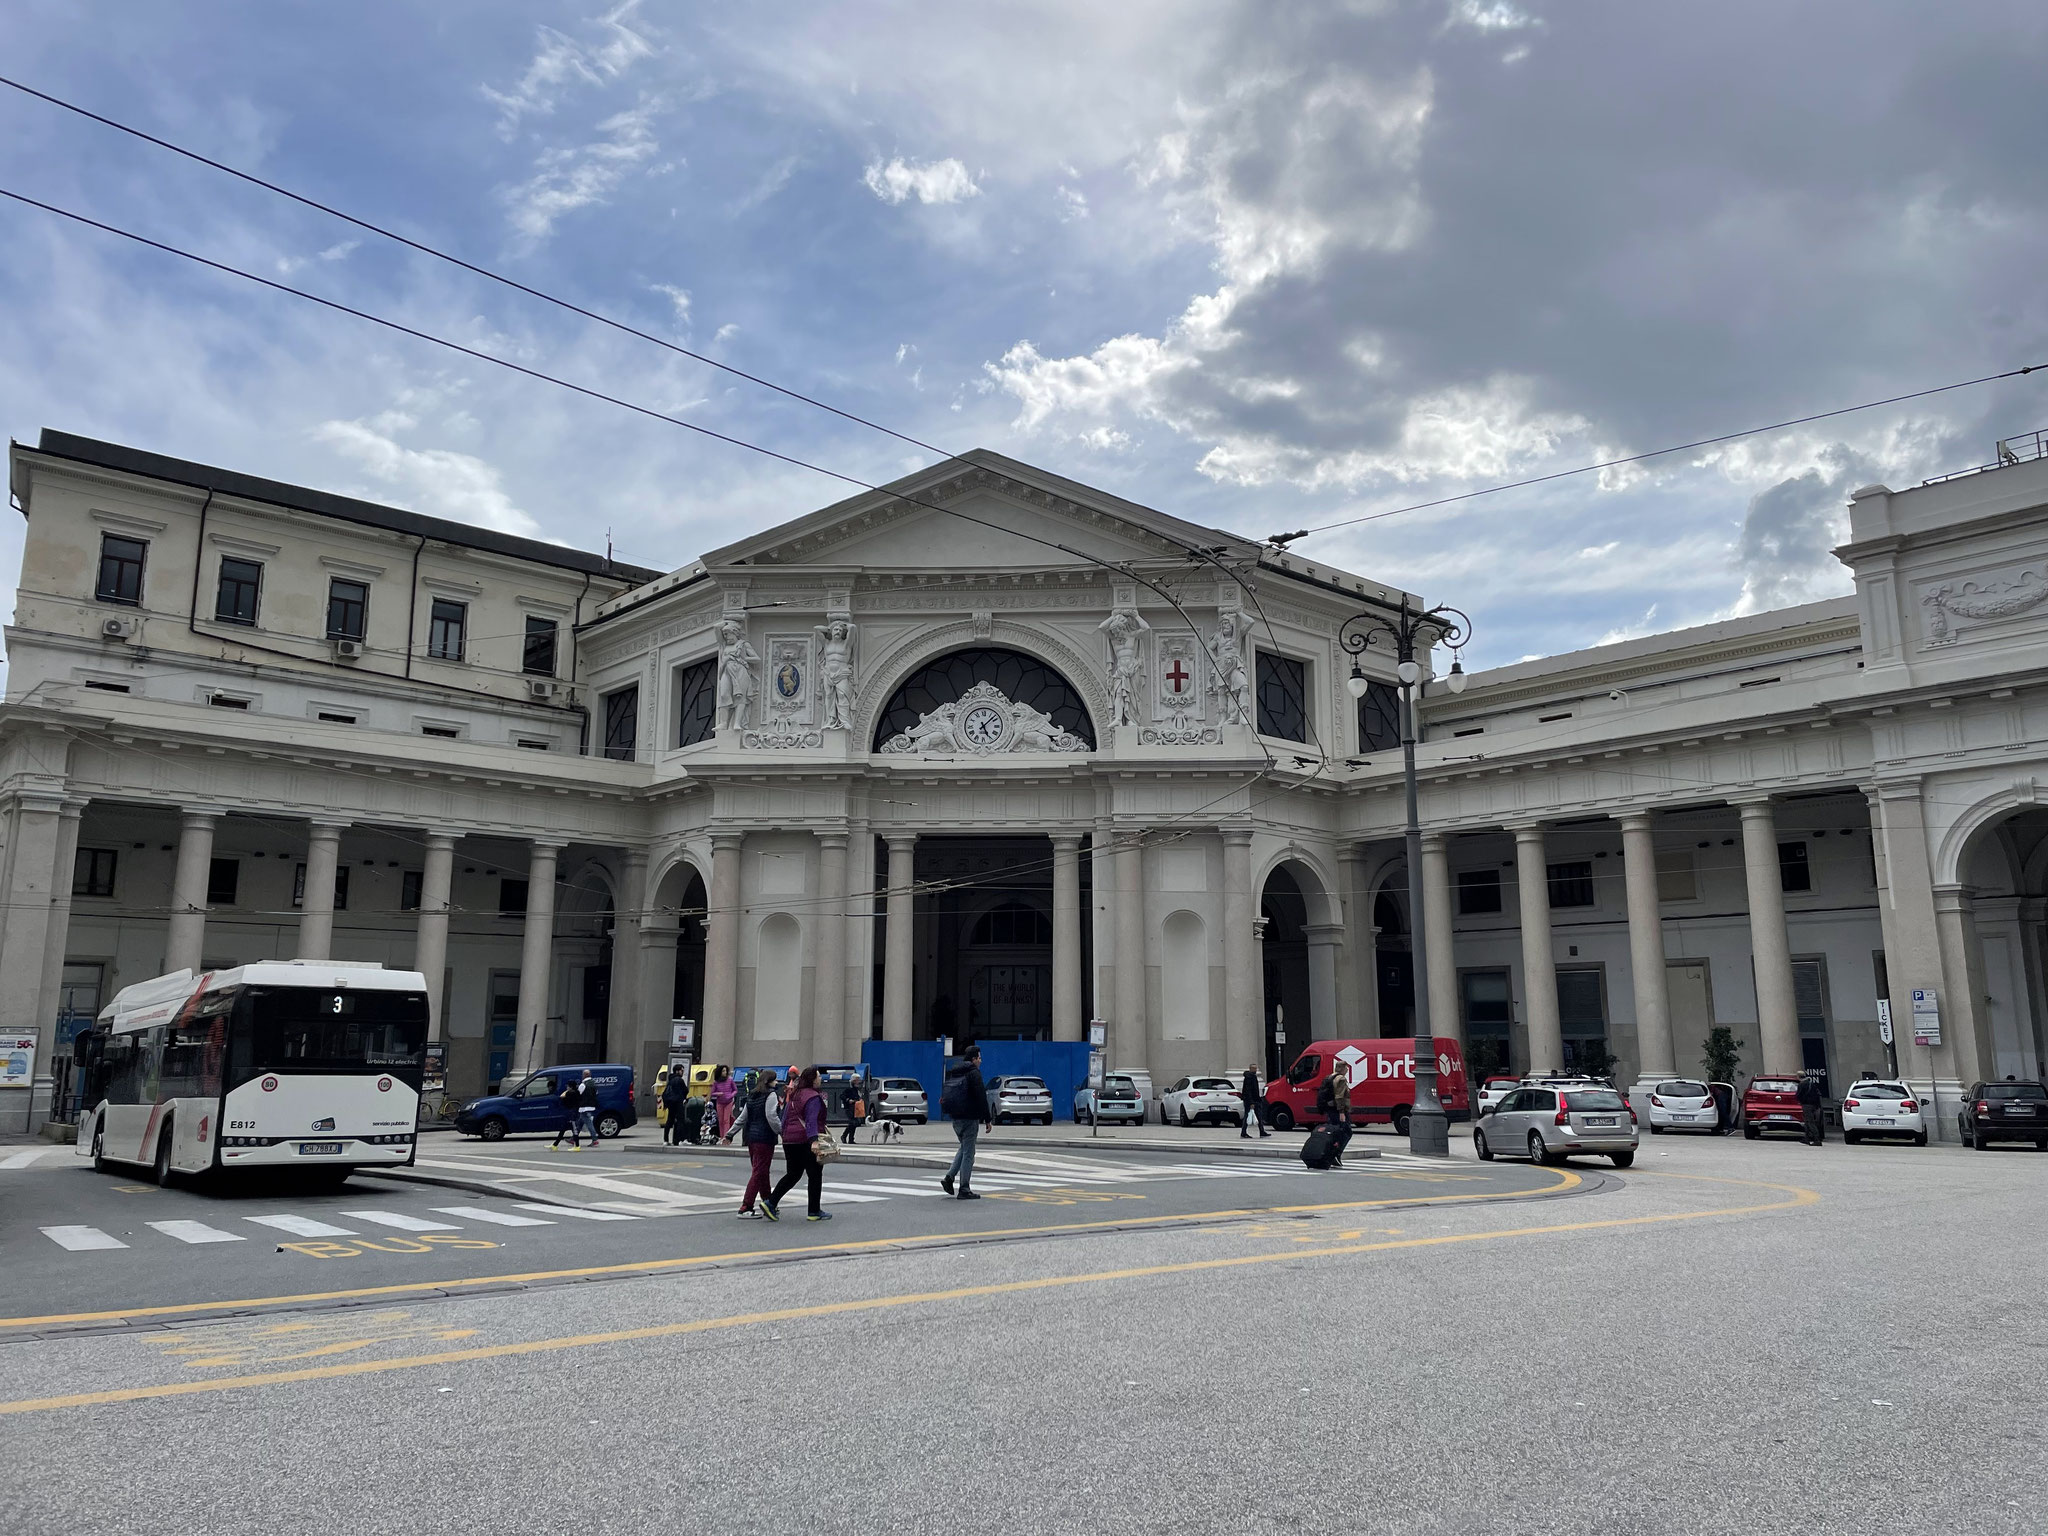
1797, 1069, 1825, 1146
939, 1045, 992, 1200
660, 1067, 690, 1147
550, 1074, 582, 1151
1240, 1062, 1270, 1138
575, 1069, 601, 1149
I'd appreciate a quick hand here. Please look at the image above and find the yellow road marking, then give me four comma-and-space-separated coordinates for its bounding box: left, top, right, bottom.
0, 1171, 1582, 1330
0, 1173, 1812, 1417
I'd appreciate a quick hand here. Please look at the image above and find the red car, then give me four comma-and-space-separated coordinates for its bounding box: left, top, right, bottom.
1261, 1038, 1469, 1135
1741, 1075, 1808, 1139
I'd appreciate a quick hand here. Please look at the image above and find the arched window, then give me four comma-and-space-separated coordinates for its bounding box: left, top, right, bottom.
968, 902, 1053, 947
872, 647, 1095, 751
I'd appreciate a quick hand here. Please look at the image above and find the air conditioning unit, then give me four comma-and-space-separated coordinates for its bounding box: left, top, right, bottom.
526, 678, 558, 700
332, 638, 364, 660
101, 616, 138, 641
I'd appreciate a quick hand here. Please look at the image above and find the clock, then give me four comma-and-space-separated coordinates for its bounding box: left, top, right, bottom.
960, 703, 1008, 750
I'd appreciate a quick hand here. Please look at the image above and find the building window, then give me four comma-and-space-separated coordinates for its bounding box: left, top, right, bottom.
1356, 678, 1402, 754
327, 579, 368, 641
206, 858, 239, 906
1255, 652, 1308, 743
292, 863, 349, 910
214, 557, 262, 626
1456, 868, 1502, 915
675, 657, 716, 748
420, 725, 460, 739
209, 694, 250, 710
602, 686, 639, 762
515, 738, 550, 751
1547, 861, 1596, 909
1556, 967, 1608, 1071
968, 902, 1054, 946
499, 879, 529, 916
522, 616, 559, 677
427, 599, 467, 661
316, 710, 357, 725
1778, 841, 1811, 893
73, 847, 118, 898
96, 534, 147, 605
400, 869, 424, 912
1460, 969, 1513, 1080
1655, 848, 1697, 902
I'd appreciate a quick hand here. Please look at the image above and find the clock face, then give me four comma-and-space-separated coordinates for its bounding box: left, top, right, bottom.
961, 704, 1007, 748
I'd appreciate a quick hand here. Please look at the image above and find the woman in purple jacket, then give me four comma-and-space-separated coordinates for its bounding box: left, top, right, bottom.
762, 1066, 830, 1223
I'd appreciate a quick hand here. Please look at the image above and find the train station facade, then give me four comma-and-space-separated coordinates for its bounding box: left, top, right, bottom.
3, 428, 2046, 1136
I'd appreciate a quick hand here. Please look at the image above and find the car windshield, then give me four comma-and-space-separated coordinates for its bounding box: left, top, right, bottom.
1983, 1083, 2048, 1100
1192, 1078, 1235, 1090
1563, 1091, 1627, 1112
1752, 1079, 1800, 1094
1657, 1080, 1709, 1096
1103, 1077, 1136, 1095
883, 1079, 923, 1091
1851, 1083, 1908, 1099
1006, 1079, 1046, 1093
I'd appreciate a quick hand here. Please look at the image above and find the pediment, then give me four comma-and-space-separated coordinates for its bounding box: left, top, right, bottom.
699, 451, 1255, 574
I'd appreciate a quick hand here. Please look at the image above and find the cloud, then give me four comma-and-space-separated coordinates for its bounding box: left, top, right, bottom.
733, 155, 798, 214
861, 156, 980, 205
484, 1, 656, 132
502, 102, 662, 240
1730, 444, 1873, 614
652, 284, 692, 325
314, 418, 544, 539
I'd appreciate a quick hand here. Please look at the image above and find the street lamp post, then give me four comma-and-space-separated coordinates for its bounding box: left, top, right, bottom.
1341, 596, 1471, 1157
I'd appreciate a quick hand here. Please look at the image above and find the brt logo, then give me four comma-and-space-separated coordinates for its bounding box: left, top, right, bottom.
1334, 1047, 1458, 1081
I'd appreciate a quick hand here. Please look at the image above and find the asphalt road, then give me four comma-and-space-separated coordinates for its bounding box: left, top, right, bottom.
3, 1129, 2043, 1535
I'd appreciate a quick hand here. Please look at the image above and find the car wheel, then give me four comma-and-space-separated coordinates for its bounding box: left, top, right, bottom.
153, 1126, 175, 1188
1391, 1107, 1412, 1138
480, 1116, 508, 1142
1913, 1132, 1928, 1147
1610, 1150, 1635, 1168
1179, 1107, 1192, 1127
597, 1112, 623, 1139
917, 1116, 927, 1125
1649, 1124, 1663, 1135
1527, 1131, 1551, 1165
1270, 1106, 1295, 1133
1474, 1129, 1494, 1162
1844, 1131, 1861, 1145
1742, 1125, 1760, 1140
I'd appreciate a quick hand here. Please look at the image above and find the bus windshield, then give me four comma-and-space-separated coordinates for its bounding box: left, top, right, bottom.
227, 987, 429, 1089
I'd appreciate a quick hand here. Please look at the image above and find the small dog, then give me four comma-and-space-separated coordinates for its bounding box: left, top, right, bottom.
868, 1119, 905, 1144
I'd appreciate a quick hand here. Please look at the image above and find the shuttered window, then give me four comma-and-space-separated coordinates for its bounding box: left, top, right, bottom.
1792, 958, 1828, 1035
1556, 968, 1606, 1037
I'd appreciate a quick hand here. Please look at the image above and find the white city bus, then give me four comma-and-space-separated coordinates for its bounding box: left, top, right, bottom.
76, 960, 428, 1185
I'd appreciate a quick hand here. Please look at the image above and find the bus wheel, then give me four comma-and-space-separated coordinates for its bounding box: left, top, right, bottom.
153, 1127, 175, 1188
91, 1124, 112, 1174
596, 1113, 622, 1139
1270, 1106, 1295, 1133
479, 1116, 508, 1141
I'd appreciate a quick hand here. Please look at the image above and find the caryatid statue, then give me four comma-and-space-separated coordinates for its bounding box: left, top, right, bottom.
1098, 605, 1151, 728
815, 616, 858, 731
1207, 611, 1251, 726
715, 618, 761, 731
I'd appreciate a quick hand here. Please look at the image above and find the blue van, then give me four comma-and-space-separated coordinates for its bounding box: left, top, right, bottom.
454, 1063, 638, 1140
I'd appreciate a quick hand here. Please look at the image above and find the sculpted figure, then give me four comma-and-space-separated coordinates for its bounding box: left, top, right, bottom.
1098, 606, 1151, 728
815, 617, 858, 731
1208, 611, 1251, 726
880, 702, 961, 755
715, 619, 761, 731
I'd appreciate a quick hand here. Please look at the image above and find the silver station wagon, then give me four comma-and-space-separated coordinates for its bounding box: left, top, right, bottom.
1474, 1084, 1638, 1168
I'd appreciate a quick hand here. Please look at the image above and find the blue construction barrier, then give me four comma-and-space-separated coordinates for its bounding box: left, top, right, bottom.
859, 1040, 945, 1121
859, 1039, 1094, 1121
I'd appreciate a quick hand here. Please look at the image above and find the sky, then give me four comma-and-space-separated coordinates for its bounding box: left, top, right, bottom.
2, 0, 2045, 669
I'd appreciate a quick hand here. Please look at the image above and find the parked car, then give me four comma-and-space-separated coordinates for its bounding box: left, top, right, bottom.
1643, 1078, 1718, 1134
1959, 1080, 2048, 1149
1261, 1038, 1471, 1134
989, 1075, 1055, 1125
1475, 1075, 1521, 1116
1075, 1073, 1146, 1125
870, 1076, 929, 1124
1839, 1080, 1926, 1145
454, 1063, 638, 1141
1742, 1076, 1808, 1140
1162, 1075, 1244, 1127
1474, 1083, 1637, 1167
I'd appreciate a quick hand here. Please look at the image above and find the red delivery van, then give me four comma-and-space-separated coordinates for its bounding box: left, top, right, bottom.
1262, 1038, 1469, 1134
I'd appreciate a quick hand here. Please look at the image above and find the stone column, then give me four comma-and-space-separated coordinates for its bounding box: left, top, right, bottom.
1932, 883, 1994, 1091
882, 834, 916, 1041
1336, 846, 1371, 1036
1511, 821, 1563, 1072
1617, 812, 1676, 1079
1090, 817, 1115, 1021
702, 833, 744, 1064
164, 808, 222, 974
1222, 828, 1259, 1072
509, 838, 564, 1078
815, 832, 849, 1062
607, 846, 649, 1057
1304, 923, 1344, 1041
1051, 834, 1083, 1043
1736, 796, 1801, 1075
33, 799, 88, 1063
1868, 780, 1948, 1093
297, 818, 348, 962
1420, 833, 1460, 1051
414, 833, 457, 1041
1114, 827, 1147, 1069
0, 793, 67, 1074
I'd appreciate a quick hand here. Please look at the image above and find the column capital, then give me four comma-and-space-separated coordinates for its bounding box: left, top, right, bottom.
1302, 922, 1345, 947
423, 831, 459, 852
308, 816, 351, 836
1419, 829, 1447, 851
1505, 818, 1548, 838
178, 806, 227, 825
1931, 882, 1974, 913
709, 831, 746, 853
1617, 810, 1656, 833
1050, 832, 1083, 852
1872, 777, 1926, 803
883, 830, 918, 849
1220, 826, 1255, 848
58, 795, 90, 820
817, 831, 850, 851
528, 835, 570, 854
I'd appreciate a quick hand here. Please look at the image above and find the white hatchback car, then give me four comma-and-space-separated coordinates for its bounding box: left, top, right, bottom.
1162, 1075, 1245, 1127
990, 1075, 1054, 1125
869, 1077, 928, 1124
1643, 1078, 1718, 1133
1841, 1079, 1927, 1146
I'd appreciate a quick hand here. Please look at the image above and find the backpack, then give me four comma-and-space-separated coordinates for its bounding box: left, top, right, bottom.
940, 1064, 974, 1119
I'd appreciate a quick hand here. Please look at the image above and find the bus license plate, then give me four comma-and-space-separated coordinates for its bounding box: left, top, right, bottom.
299, 1142, 344, 1156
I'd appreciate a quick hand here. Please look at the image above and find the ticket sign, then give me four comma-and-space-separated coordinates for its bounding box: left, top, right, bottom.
0, 1033, 34, 1088
1876, 999, 1893, 1046
1911, 988, 1941, 1047
670, 1019, 697, 1052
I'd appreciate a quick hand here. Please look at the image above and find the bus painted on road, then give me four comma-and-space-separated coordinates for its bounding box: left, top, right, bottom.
75, 960, 428, 1183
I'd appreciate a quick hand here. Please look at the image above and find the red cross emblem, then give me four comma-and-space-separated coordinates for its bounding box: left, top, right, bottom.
1165, 659, 1190, 693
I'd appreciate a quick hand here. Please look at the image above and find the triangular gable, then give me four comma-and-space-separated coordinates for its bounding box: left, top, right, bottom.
698, 450, 1260, 572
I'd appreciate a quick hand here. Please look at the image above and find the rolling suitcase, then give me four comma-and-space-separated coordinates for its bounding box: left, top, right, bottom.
1301, 1122, 1340, 1169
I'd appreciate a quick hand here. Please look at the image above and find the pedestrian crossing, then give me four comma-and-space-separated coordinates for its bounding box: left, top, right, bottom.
36, 1202, 586, 1252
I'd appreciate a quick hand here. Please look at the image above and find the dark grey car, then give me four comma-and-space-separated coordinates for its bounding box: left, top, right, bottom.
1474, 1084, 1637, 1167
